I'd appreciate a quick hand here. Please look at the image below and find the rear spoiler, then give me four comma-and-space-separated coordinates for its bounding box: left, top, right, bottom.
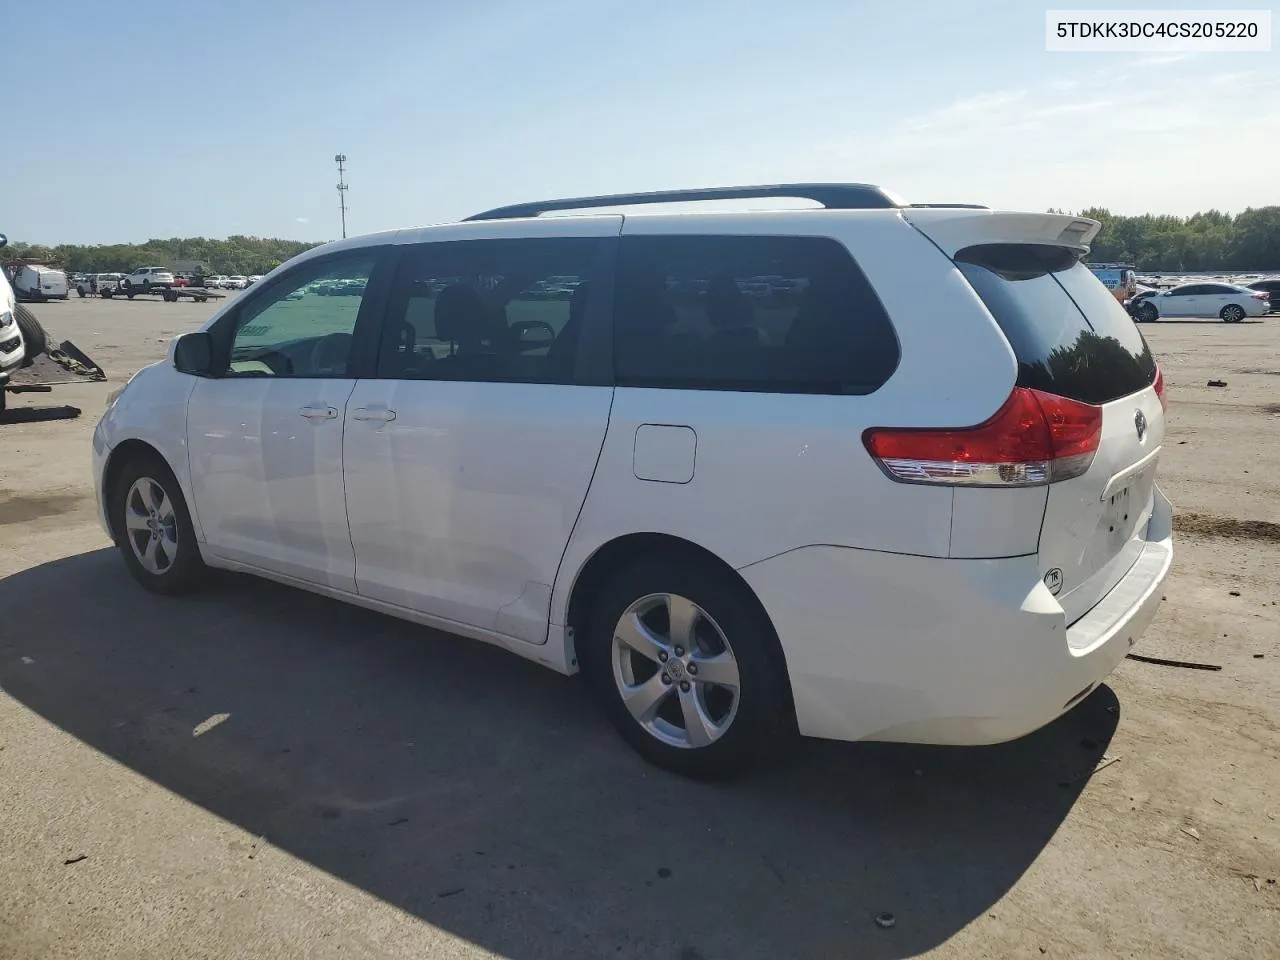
902, 208, 1101, 257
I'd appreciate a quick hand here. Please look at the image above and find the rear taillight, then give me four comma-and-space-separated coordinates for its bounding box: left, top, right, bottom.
863, 388, 1102, 487
1153, 366, 1167, 411
1251, 292, 1269, 301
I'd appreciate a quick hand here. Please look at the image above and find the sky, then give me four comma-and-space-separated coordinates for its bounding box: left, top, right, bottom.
5, 0, 1277, 245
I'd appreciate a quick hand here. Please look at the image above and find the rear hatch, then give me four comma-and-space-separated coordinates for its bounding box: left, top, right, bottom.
953, 243, 1163, 625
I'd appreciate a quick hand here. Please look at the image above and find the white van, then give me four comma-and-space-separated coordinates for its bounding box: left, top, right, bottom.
91, 184, 1172, 777
13, 264, 69, 302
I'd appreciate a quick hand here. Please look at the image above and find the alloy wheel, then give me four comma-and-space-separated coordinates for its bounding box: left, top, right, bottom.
123, 476, 179, 575
611, 593, 742, 749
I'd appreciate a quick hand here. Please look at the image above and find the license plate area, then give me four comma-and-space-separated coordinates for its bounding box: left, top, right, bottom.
1103, 459, 1157, 545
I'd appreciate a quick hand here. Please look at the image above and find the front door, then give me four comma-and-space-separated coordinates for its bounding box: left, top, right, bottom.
343, 224, 619, 642
187, 250, 389, 592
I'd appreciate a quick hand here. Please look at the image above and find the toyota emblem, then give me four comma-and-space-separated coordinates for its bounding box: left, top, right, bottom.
1134, 409, 1147, 441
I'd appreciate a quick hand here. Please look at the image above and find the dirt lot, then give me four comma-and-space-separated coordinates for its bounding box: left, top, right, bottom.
1, 296, 1277, 960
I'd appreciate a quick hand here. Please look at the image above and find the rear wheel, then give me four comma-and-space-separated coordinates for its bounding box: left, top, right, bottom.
1137, 301, 1159, 323
581, 555, 794, 778
109, 453, 207, 595
77, 287, 87, 298
1221, 304, 1245, 323
14, 304, 48, 362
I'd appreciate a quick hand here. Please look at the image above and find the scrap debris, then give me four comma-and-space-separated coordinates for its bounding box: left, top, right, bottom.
1059, 754, 1122, 786
1126, 653, 1222, 671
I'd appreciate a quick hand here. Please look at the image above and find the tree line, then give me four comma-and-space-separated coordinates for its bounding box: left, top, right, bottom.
1054, 206, 1280, 272
1, 235, 324, 277
5, 206, 1280, 274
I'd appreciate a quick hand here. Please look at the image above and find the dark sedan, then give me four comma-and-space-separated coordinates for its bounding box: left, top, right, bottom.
1246, 279, 1280, 313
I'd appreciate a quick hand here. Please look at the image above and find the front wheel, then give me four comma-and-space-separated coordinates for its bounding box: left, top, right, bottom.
581, 555, 794, 778
110, 454, 207, 595
1221, 304, 1246, 323
14, 304, 48, 362
77, 288, 87, 298
1137, 302, 1159, 323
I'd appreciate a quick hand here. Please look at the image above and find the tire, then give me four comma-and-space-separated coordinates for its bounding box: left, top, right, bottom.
1137, 302, 1158, 323
77, 287, 87, 298
580, 555, 795, 778
109, 452, 207, 595
14, 304, 48, 362
1221, 304, 1245, 323
101, 288, 114, 298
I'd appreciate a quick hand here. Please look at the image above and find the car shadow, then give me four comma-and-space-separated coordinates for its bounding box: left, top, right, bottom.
0, 549, 1120, 960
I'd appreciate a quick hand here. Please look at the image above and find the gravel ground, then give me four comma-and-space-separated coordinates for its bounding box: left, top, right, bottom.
1, 296, 1277, 960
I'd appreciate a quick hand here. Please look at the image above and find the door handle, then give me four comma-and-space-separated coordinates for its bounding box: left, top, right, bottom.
351, 407, 397, 423
299, 404, 339, 421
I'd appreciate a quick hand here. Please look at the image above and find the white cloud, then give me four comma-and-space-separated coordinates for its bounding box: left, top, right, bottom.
803, 61, 1279, 215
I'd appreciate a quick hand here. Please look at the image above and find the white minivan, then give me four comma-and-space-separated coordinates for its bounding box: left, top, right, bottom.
92, 184, 1173, 777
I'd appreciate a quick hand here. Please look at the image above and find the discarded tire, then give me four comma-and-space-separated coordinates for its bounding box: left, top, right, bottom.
14, 303, 48, 363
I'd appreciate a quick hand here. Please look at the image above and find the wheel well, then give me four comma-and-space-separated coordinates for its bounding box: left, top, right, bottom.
565, 533, 794, 709
102, 439, 166, 537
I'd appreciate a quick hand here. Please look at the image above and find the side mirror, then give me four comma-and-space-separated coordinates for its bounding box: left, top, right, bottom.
173, 331, 215, 375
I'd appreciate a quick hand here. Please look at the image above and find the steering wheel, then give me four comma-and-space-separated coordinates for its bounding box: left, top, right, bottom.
309, 332, 353, 375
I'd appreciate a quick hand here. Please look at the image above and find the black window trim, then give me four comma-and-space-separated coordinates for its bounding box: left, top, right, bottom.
371, 235, 617, 387
208, 244, 400, 380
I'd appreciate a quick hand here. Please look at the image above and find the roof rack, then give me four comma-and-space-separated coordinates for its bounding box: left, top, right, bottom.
464, 183, 904, 221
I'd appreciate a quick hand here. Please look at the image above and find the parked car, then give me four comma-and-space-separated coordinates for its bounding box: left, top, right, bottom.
1245, 278, 1280, 314
225, 275, 248, 290
11, 264, 69, 301
75, 272, 126, 296
246, 275, 263, 287
121, 267, 175, 295
0, 237, 28, 408
172, 276, 192, 288
91, 183, 1172, 778
0, 234, 50, 412
1134, 282, 1269, 322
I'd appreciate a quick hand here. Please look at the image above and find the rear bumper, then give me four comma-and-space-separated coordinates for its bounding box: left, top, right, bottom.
740, 487, 1174, 746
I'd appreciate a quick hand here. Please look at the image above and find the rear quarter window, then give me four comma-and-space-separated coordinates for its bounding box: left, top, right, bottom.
956, 244, 1156, 405
613, 234, 900, 394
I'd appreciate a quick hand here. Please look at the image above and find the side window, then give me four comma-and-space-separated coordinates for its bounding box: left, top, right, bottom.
613, 234, 899, 394
1172, 285, 1203, 296
379, 237, 599, 384
224, 255, 375, 378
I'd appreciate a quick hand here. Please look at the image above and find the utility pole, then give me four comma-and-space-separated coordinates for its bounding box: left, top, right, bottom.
334, 154, 349, 239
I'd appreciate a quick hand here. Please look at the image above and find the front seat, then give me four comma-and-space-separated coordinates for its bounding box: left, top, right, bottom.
434, 284, 490, 357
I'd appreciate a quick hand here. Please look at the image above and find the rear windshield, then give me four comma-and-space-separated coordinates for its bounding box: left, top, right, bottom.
956, 244, 1156, 405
